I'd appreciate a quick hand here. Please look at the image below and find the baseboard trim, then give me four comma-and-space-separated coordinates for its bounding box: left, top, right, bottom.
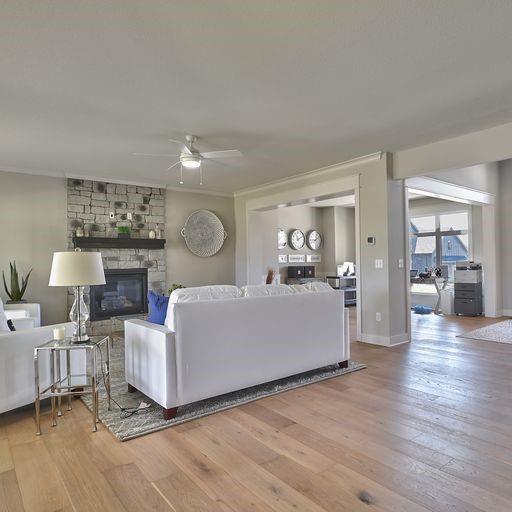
501, 309, 512, 317
360, 332, 410, 347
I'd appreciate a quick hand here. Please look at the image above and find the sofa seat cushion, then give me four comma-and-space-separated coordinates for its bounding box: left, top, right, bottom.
147, 291, 169, 325
165, 285, 242, 330
241, 284, 295, 297
0, 297, 9, 332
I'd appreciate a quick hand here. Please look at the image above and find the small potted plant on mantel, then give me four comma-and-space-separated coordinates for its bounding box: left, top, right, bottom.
117, 225, 131, 239
2, 261, 32, 304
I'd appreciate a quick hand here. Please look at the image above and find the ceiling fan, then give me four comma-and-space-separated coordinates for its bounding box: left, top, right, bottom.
133, 135, 242, 186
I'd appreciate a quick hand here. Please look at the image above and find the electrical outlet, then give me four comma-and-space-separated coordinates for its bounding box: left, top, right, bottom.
109, 212, 115, 219
375, 259, 384, 269
398, 258, 404, 269
127, 212, 133, 221
376, 312, 382, 322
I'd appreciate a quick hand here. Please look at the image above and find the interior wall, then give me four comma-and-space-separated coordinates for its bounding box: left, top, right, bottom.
321, 206, 356, 275
0, 171, 68, 325
235, 154, 410, 346
393, 121, 512, 180
426, 162, 499, 194
166, 190, 235, 287
499, 159, 512, 314
335, 206, 356, 265
277, 205, 324, 281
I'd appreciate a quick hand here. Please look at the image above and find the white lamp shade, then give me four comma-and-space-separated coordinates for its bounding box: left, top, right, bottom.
49, 251, 106, 287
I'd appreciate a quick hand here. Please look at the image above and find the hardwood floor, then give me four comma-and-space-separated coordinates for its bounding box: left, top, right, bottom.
2, 312, 512, 511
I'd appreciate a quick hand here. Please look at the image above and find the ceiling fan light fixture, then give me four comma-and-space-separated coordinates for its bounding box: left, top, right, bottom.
181, 155, 201, 169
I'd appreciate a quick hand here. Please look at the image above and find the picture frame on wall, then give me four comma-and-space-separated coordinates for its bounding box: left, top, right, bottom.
306, 254, 321, 263
288, 254, 306, 263
278, 254, 288, 264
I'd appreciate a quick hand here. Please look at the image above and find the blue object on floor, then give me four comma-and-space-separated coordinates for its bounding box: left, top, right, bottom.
414, 305, 433, 315
147, 291, 169, 324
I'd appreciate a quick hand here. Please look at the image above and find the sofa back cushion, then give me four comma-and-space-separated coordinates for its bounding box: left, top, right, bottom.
165, 285, 242, 330
147, 291, 169, 325
241, 284, 295, 297
306, 281, 334, 293
0, 297, 9, 332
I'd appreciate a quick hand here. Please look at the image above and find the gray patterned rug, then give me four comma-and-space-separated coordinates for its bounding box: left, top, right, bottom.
458, 320, 512, 344
82, 338, 366, 441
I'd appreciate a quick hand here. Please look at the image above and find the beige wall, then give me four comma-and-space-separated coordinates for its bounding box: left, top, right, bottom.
0, 172, 68, 325
321, 206, 356, 275
394, 121, 512, 180
166, 190, 235, 288
499, 160, 512, 314
235, 154, 409, 345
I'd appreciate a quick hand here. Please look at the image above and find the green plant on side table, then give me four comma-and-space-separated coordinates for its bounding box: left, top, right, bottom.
2, 261, 32, 304
169, 283, 185, 294
117, 225, 131, 239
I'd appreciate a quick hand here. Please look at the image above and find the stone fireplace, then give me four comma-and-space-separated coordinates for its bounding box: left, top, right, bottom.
67, 178, 166, 334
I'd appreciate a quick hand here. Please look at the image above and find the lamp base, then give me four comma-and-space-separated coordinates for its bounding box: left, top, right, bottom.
71, 334, 90, 344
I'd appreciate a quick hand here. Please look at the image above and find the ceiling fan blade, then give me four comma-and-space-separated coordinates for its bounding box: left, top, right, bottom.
167, 161, 180, 170
201, 149, 243, 159
133, 152, 178, 158
167, 138, 184, 145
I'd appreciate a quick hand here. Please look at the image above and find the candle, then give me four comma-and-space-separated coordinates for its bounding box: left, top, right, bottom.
53, 326, 66, 341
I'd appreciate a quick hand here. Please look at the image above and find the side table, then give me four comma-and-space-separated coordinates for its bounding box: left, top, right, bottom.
34, 335, 111, 435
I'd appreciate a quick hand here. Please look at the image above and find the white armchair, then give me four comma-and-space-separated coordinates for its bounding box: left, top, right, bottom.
0, 322, 75, 414
4, 302, 41, 328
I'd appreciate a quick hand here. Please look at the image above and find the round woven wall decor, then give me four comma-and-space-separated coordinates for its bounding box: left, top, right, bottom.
180, 210, 227, 257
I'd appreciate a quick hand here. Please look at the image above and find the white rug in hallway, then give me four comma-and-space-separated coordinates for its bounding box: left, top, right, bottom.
459, 320, 512, 344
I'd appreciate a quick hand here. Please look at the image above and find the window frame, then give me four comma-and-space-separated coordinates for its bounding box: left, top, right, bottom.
410, 210, 472, 270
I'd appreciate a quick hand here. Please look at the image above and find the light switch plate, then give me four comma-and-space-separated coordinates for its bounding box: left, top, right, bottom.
375, 259, 384, 269
127, 212, 133, 220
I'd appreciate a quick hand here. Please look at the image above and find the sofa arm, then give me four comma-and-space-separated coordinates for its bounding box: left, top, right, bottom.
11, 317, 36, 331
124, 319, 178, 409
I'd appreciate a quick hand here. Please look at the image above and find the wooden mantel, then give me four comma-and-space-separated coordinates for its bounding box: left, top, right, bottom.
72, 237, 166, 250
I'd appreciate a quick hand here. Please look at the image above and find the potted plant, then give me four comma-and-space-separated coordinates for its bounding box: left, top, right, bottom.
168, 283, 185, 294
2, 261, 32, 303
117, 225, 131, 239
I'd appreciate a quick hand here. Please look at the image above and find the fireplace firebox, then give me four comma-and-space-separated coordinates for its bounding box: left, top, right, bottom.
90, 268, 148, 321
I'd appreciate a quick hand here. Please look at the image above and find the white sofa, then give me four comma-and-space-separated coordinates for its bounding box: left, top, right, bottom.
125, 284, 349, 419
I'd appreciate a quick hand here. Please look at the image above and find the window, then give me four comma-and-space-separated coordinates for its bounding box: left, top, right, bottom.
410, 211, 470, 283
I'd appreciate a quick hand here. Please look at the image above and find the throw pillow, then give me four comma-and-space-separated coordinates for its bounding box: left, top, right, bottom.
147, 291, 169, 325
0, 296, 9, 332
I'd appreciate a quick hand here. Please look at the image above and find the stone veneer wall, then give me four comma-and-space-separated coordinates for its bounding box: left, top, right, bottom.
67, 178, 166, 334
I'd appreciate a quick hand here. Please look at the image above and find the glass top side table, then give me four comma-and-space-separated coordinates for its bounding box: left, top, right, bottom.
34, 335, 111, 435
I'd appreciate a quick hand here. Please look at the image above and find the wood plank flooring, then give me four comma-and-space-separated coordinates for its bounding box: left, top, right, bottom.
2, 312, 512, 511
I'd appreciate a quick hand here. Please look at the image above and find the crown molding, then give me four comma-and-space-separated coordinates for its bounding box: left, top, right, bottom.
234, 152, 383, 198
0, 165, 234, 196
0, 165, 64, 179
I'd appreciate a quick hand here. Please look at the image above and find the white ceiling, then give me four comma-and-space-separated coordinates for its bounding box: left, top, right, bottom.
3, 1, 512, 193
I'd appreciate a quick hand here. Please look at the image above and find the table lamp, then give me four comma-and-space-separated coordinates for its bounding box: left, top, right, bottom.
49, 250, 105, 342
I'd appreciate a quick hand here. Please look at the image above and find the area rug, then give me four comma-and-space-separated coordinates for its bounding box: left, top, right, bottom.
82, 339, 366, 441
458, 319, 512, 345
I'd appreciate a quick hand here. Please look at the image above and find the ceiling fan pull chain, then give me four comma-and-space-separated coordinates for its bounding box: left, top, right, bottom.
199, 164, 203, 186
180, 163, 184, 185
